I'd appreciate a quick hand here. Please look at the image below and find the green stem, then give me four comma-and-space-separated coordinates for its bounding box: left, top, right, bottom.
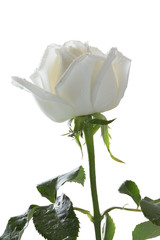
84, 118, 102, 240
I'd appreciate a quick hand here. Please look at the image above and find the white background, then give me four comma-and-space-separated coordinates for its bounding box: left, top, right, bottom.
0, 0, 160, 239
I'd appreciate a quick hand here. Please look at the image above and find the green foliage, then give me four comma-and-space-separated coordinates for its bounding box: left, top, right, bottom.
33, 194, 79, 240
69, 166, 86, 185
92, 114, 124, 163
0, 205, 37, 240
102, 214, 115, 240
0, 166, 83, 240
74, 207, 93, 222
67, 113, 121, 164
132, 221, 160, 240
74, 116, 87, 133
101, 123, 124, 163
89, 118, 116, 125
74, 133, 83, 156
66, 116, 88, 154
140, 197, 160, 226
37, 166, 85, 203
118, 180, 141, 207
3, 112, 159, 240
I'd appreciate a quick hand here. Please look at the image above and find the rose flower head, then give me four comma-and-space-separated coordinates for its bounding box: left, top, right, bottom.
12, 41, 131, 122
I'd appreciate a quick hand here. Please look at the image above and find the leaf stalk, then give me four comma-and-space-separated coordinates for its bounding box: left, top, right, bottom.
102, 206, 142, 219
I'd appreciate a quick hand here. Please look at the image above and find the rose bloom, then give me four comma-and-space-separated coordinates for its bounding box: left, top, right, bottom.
12, 41, 131, 122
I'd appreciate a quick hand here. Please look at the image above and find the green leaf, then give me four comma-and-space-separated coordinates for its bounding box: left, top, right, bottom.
132, 221, 160, 240
0, 205, 37, 240
33, 194, 79, 240
118, 180, 141, 207
37, 166, 85, 203
69, 166, 86, 185
140, 197, 160, 226
102, 214, 115, 240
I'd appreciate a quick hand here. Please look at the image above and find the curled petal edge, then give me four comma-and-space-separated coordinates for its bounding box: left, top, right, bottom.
12, 76, 73, 106
12, 77, 75, 122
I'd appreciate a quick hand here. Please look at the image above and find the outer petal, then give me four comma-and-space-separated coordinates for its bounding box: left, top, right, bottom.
31, 44, 76, 94
55, 54, 105, 117
92, 48, 119, 112
12, 77, 74, 122
31, 44, 61, 93
112, 53, 131, 107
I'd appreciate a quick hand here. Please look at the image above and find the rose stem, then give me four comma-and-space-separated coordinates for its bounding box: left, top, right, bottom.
84, 117, 101, 240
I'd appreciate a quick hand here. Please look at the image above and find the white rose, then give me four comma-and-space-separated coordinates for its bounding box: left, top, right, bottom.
12, 41, 131, 122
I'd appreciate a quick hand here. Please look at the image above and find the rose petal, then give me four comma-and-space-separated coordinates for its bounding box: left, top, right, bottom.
55, 54, 105, 117
31, 44, 61, 93
93, 48, 119, 112
63, 40, 88, 57
12, 77, 74, 122
30, 70, 45, 90
112, 54, 131, 107
57, 47, 75, 79
31, 45, 76, 95
89, 46, 106, 58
